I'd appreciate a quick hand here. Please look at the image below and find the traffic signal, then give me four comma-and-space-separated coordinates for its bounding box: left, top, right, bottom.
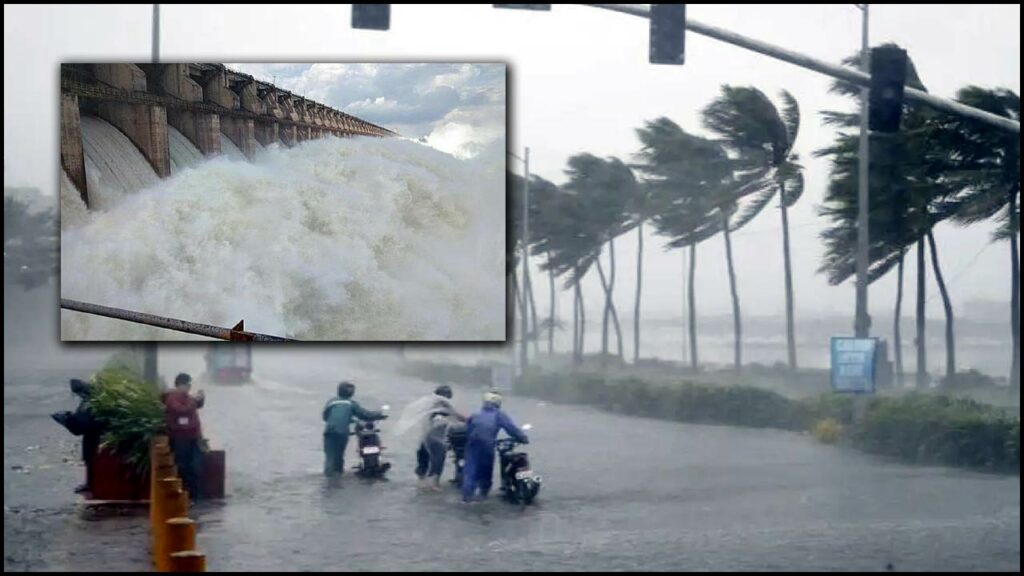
352, 4, 390, 30
868, 45, 909, 133
649, 4, 686, 65
493, 5, 551, 9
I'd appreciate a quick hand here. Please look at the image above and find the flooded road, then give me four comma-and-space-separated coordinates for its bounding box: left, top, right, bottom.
5, 347, 1020, 571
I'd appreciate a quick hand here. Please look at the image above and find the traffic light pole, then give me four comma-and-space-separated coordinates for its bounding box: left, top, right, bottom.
585, 4, 1020, 134
855, 4, 870, 338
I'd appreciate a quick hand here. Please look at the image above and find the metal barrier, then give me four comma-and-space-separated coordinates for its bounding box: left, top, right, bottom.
60, 298, 295, 341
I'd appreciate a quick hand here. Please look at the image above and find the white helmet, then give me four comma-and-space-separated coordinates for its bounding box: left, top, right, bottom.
483, 390, 503, 407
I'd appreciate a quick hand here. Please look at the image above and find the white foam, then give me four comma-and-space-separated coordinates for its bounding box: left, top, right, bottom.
60, 136, 505, 341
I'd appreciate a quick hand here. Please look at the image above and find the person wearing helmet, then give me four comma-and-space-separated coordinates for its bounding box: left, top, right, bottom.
322, 381, 388, 477
461, 389, 529, 503
413, 385, 466, 491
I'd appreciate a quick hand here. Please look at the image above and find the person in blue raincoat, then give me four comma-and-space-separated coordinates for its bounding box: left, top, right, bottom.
461, 390, 529, 503
322, 381, 387, 477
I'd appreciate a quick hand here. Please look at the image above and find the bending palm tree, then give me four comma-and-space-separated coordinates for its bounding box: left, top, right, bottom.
634, 118, 762, 371
817, 44, 961, 385
932, 87, 1020, 388
701, 86, 805, 370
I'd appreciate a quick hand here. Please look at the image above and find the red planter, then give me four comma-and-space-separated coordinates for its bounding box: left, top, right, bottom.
87, 447, 226, 501
201, 450, 226, 499
89, 448, 150, 501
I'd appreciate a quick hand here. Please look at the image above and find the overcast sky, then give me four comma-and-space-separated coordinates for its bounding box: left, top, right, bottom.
4, 4, 1021, 328
225, 62, 505, 158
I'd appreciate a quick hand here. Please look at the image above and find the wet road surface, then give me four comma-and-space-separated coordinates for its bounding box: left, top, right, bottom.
5, 348, 1020, 571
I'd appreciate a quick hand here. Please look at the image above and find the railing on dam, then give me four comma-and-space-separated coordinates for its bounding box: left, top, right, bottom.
60, 76, 394, 138
60, 298, 296, 341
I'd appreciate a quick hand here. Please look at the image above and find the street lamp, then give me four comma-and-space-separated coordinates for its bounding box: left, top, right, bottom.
854, 3, 870, 338
152, 4, 160, 64
508, 147, 530, 388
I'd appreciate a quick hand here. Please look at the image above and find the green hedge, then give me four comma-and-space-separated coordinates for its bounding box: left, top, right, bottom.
853, 394, 1018, 472
402, 361, 1019, 474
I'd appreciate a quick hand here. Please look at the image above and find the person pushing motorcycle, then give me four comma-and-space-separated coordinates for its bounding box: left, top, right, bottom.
322, 381, 387, 477
461, 389, 529, 503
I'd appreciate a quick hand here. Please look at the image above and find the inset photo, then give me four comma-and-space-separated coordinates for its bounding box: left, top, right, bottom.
58, 62, 506, 341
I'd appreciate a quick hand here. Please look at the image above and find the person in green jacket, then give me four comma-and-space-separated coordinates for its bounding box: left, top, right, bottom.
322, 381, 387, 477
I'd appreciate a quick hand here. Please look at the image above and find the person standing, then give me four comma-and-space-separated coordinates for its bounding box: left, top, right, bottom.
162, 373, 205, 500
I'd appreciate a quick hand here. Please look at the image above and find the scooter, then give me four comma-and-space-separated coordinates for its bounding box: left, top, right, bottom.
496, 424, 541, 506
352, 405, 392, 480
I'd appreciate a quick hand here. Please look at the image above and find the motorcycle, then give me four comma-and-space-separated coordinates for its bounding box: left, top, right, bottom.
352, 405, 392, 480
446, 421, 468, 486
496, 424, 541, 506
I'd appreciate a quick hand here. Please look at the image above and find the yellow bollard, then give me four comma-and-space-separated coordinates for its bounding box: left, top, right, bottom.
155, 479, 185, 571
169, 551, 206, 572
150, 464, 177, 566
165, 517, 197, 561
150, 441, 172, 525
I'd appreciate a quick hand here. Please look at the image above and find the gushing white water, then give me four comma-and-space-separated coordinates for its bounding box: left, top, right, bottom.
169, 126, 204, 174
60, 169, 89, 228
219, 134, 245, 160
60, 136, 505, 341
80, 115, 161, 211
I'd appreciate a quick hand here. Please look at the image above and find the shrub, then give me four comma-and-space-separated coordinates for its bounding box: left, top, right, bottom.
812, 418, 844, 444
851, 394, 1019, 472
88, 358, 165, 475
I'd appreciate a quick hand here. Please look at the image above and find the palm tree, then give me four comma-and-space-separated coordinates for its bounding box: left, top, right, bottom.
932, 87, 1020, 388
817, 44, 961, 385
560, 153, 637, 364
634, 118, 763, 371
533, 180, 604, 365
701, 86, 805, 370
511, 172, 563, 356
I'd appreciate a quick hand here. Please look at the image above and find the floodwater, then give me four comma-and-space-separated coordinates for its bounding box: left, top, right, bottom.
4, 347, 1020, 571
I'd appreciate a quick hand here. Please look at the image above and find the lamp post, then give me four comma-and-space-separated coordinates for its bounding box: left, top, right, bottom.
508, 147, 530, 389
854, 3, 870, 338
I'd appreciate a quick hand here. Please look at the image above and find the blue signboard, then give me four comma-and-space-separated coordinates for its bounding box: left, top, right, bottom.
830, 337, 878, 394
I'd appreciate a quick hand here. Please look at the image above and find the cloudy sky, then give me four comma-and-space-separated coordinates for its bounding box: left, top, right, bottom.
225, 62, 505, 158
4, 4, 1021, 332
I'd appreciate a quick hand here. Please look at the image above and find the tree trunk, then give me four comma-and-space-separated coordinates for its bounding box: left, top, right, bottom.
609, 236, 624, 360
681, 248, 687, 366
688, 244, 698, 371
573, 273, 580, 363
779, 183, 797, 371
723, 216, 742, 372
597, 256, 610, 363
915, 238, 928, 388
894, 250, 905, 388
1010, 185, 1020, 390
634, 221, 644, 364
525, 264, 540, 356
579, 275, 586, 363
926, 230, 956, 381
548, 250, 556, 356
